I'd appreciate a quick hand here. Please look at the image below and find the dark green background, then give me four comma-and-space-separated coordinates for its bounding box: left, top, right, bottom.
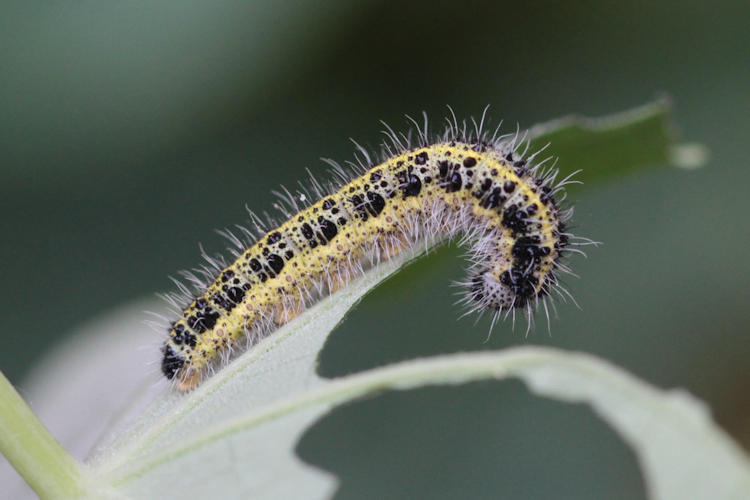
2, 1, 748, 498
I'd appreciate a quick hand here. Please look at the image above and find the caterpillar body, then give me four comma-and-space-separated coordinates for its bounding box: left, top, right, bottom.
161, 112, 579, 391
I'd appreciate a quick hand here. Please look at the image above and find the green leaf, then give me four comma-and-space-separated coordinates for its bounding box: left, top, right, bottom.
4, 102, 731, 500
105, 347, 750, 500
528, 98, 693, 186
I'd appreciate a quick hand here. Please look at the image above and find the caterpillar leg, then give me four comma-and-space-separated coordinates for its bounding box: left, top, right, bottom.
175, 369, 202, 392
328, 262, 356, 293
378, 232, 410, 260
273, 298, 306, 325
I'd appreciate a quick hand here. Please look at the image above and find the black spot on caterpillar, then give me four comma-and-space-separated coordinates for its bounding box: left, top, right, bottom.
159, 109, 586, 390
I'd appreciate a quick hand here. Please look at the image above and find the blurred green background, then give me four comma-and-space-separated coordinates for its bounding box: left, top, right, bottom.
1, 1, 748, 498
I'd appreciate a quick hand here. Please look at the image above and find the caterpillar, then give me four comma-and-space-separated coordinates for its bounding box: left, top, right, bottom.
160, 110, 582, 391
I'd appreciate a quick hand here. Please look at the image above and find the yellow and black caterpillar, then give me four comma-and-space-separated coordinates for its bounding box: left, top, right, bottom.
161, 112, 578, 390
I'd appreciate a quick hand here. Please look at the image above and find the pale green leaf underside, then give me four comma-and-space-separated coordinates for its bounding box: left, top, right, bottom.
89, 234, 749, 498
7, 101, 738, 500
103, 347, 750, 500
87, 101, 739, 499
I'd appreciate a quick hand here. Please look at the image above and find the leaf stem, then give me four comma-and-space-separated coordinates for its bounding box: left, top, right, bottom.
0, 370, 88, 499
